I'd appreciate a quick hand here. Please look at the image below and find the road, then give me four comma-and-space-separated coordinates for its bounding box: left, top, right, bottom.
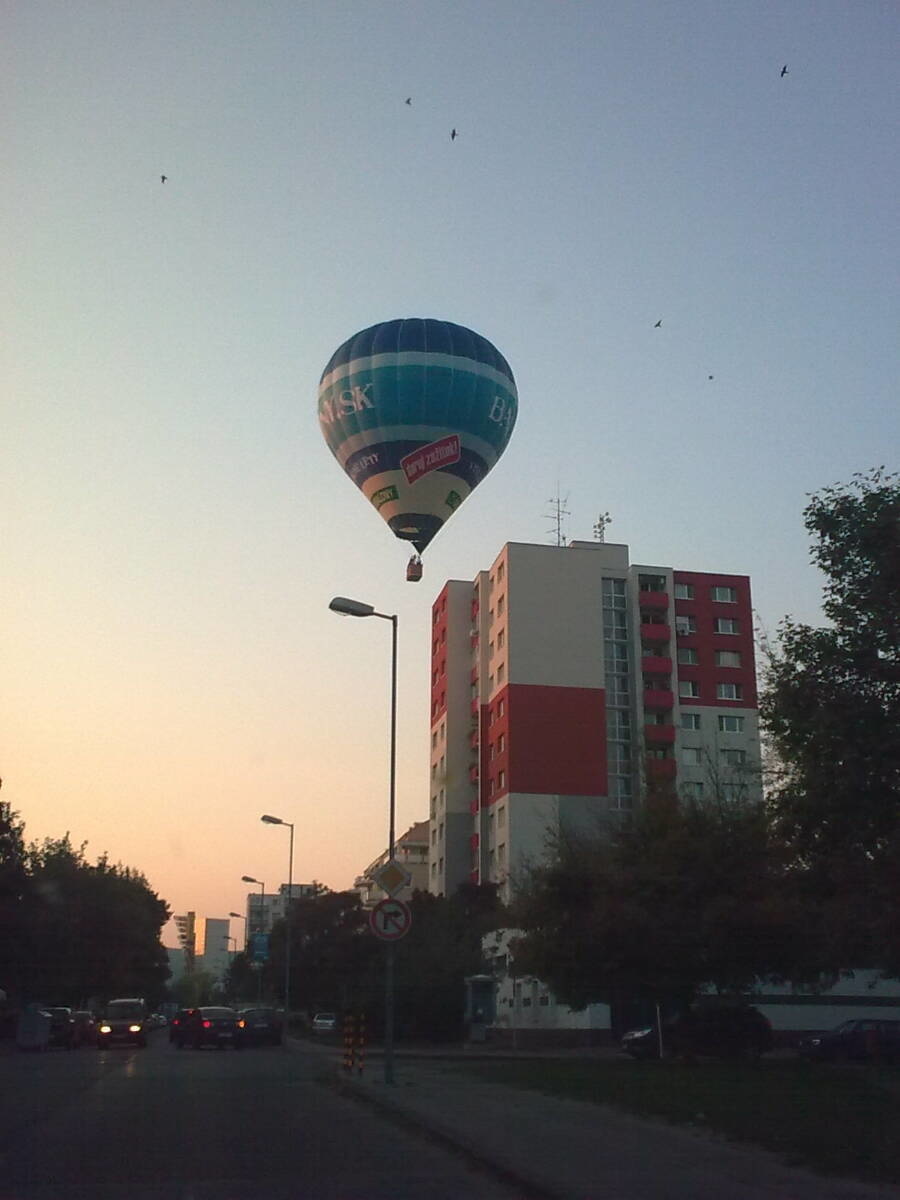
0, 1035, 518, 1200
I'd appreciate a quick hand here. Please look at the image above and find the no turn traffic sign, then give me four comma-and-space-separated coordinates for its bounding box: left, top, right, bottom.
369, 898, 412, 941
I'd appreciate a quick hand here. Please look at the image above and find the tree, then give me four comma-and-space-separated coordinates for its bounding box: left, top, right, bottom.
762, 468, 900, 859
0, 799, 31, 1002
23, 835, 171, 1005
761, 469, 900, 972
510, 794, 812, 1018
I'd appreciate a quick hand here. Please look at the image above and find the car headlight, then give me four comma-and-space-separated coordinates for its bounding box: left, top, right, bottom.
129, 1024, 142, 1033
809, 1038, 821, 1045
625, 1027, 654, 1039
99, 1024, 111, 1034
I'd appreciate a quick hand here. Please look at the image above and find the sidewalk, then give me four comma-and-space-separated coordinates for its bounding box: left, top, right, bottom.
309, 1043, 899, 1200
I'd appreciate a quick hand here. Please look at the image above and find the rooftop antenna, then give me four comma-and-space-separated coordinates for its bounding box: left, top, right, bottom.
546, 489, 570, 547
593, 512, 612, 542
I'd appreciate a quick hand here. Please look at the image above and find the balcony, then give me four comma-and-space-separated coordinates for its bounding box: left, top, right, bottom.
640, 622, 670, 644
643, 687, 674, 711
470, 698, 479, 718
469, 763, 479, 784
641, 654, 672, 675
646, 757, 677, 782
644, 723, 676, 746
469, 832, 480, 851
470, 796, 480, 815
639, 590, 669, 611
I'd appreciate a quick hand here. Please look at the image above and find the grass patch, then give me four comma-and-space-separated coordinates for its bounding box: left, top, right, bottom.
444, 1057, 900, 1184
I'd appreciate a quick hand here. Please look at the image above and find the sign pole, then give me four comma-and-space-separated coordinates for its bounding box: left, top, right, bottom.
385, 614, 398, 1086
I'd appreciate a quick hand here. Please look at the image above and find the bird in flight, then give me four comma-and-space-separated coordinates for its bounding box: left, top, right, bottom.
654, 319, 662, 328
708, 375, 714, 381
451, 128, 458, 141
405, 97, 411, 105
780, 64, 788, 77
161, 174, 167, 183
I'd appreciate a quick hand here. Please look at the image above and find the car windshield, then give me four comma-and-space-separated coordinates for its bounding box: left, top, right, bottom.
107, 1002, 144, 1019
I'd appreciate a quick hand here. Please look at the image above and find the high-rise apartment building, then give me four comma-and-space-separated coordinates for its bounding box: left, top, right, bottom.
428, 541, 760, 900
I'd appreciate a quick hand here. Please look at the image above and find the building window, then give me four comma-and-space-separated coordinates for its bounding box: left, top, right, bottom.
711, 586, 738, 603
488, 640, 494, 658
721, 749, 747, 765
497, 594, 505, 617
498, 699, 505, 718
679, 680, 700, 698
677, 647, 699, 665
497, 629, 505, 650
718, 715, 745, 733
497, 663, 505, 684
497, 562, 505, 583
497, 805, 506, 828
721, 783, 746, 802
681, 712, 701, 730
639, 573, 666, 592
497, 733, 505, 753
676, 615, 697, 635
497, 843, 506, 866
498, 769, 506, 790
682, 747, 703, 765
715, 618, 740, 635
715, 650, 742, 667
674, 582, 694, 600
682, 781, 704, 799
717, 682, 743, 700
431, 731, 438, 749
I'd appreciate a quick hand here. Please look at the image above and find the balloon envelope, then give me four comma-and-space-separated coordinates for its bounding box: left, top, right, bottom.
318, 318, 517, 553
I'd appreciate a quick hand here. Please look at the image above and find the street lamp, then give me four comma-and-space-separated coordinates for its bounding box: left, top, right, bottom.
241, 876, 266, 1002
229, 912, 247, 951
261, 814, 295, 1037
329, 595, 398, 1085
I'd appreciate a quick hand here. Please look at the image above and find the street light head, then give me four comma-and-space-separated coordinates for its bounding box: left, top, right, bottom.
329, 596, 375, 618
241, 875, 258, 884
261, 814, 283, 825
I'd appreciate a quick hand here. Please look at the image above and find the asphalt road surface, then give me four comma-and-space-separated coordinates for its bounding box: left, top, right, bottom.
0, 1035, 518, 1200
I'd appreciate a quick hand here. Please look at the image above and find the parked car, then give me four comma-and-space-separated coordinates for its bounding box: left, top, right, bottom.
72, 1010, 97, 1047
173, 1006, 240, 1049
798, 1019, 900, 1063
97, 998, 149, 1048
235, 1007, 284, 1047
622, 1004, 773, 1060
312, 1012, 337, 1033
46, 1007, 77, 1049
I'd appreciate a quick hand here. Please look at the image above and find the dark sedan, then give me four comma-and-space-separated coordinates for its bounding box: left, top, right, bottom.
798, 1019, 900, 1062
235, 1007, 284, 1047
622, 1004, 773, 1060
174, 1006, 240, 1049
46, 1007, 77, 1050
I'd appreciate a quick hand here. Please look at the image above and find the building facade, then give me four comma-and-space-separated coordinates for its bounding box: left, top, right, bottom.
245, 883, 318, 943
428, 540, 761, 900
355, 820, 430, 908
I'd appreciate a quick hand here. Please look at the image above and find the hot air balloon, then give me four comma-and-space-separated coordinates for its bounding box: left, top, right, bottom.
318, 318, 517, 578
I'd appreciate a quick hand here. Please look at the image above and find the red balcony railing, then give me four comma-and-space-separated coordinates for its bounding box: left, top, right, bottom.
646, 758, 677, 781
644, 724, 676, 745
640, 654, 672, 675
640, 623, 670, 644
639, 590, 669, 611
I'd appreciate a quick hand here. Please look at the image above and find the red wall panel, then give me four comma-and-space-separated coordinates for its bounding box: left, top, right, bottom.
485, 683, 607, 801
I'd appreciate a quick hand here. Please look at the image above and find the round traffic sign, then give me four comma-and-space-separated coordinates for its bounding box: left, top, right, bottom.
369, 898, 412, 941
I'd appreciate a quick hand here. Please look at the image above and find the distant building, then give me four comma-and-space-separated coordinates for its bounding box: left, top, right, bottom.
245, 883, 318, 944
428, 540, 761, 901
355, 821, 430, 908
195, 917, 231, 984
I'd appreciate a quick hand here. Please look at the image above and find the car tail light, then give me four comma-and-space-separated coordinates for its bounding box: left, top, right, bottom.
202, 1019, 212, 1028
238, 1019, 245, 1028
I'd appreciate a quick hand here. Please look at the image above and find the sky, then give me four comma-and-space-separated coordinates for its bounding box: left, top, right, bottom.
4, 1, 898, 949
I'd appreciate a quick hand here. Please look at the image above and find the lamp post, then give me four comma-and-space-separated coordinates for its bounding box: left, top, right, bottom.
241, 876, 266, 1001
261, 814, 295, 1037
229, 912, 248, 952
329, 595, 398, 1085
